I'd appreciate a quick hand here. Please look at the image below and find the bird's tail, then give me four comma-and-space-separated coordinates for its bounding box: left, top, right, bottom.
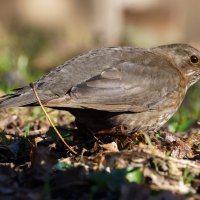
0, 86, 37, 110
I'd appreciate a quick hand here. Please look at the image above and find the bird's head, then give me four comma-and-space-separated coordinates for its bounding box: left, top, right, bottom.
155, 43, 200, 87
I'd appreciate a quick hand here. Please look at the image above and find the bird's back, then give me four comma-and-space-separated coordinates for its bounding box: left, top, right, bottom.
0, 47, 149, 109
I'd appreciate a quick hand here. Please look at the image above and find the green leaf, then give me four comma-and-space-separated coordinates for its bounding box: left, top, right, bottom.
143, 132, 152, 147
126, 167, 144, 184
53, 161, 72, 171
88, 169, 127, 192
46, 127, 73, 142
182, 168, 196, 185
24, 124, 31, 137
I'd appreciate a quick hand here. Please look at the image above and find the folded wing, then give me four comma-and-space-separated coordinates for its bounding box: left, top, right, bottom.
45, 60, 181, 112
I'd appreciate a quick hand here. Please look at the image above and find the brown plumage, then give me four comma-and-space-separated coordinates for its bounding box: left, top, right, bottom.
1, 44, 200, 132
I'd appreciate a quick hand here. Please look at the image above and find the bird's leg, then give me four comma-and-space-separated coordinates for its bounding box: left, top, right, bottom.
95, 125, 129, 136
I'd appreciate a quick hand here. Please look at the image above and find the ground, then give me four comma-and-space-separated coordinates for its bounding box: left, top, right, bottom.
0, 107, 199, 200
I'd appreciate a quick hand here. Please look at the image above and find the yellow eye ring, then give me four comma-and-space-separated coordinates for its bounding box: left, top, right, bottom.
190, 55, 199, 64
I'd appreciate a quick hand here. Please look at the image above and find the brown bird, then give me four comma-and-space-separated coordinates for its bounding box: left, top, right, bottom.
0, 44, 200, 133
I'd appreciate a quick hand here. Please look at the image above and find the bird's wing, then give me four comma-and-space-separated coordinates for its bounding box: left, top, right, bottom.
45, 59, 182, 112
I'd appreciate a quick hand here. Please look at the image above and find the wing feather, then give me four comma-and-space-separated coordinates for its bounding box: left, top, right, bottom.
66, 60, 181, 112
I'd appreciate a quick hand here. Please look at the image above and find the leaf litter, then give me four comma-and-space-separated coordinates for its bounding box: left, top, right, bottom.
0, 107, 199, 200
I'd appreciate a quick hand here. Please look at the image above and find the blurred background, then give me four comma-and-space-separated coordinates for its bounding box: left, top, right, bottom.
0, 0, 200, 132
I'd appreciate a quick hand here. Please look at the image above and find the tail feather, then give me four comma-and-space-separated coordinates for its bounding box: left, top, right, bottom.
0, 92, 36, 110
0, 85, 38, 110
0, 85, 59, 110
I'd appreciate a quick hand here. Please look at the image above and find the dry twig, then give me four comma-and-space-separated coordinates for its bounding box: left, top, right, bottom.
30, 83, 77, 155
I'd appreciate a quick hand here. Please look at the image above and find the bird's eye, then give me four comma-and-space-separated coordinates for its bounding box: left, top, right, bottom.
190, 55, 199, 64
